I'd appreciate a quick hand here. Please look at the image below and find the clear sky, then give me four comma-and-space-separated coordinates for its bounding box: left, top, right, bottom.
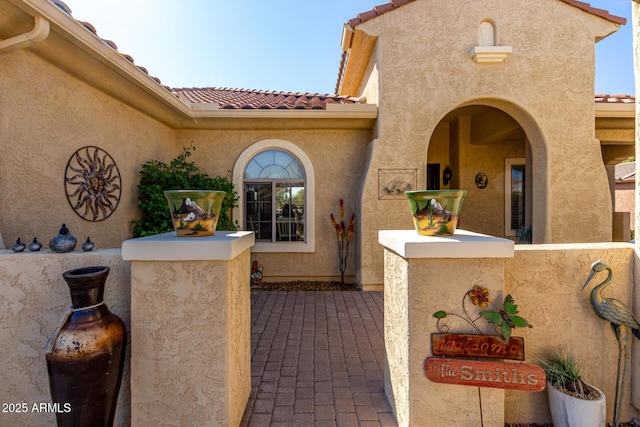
60, 0, 635, 95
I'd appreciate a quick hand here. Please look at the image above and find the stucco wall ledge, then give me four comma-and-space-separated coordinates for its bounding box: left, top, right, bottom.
470, 45, 513, 63
121, 231, 255, 261
378, 229, 514, 258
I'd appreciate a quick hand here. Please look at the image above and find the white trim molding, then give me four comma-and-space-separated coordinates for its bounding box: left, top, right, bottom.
233, 139, 315, 253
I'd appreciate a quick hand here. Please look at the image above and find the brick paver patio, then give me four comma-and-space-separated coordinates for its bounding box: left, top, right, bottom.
243, 291, 397, 427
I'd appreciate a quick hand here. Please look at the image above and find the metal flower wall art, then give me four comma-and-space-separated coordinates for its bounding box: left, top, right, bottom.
434, 285, 532, 341
65, 146, 122, 222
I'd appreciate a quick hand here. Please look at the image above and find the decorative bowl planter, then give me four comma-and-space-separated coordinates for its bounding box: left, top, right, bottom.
164, 190, 225, 237
405, 190, 467, 236
547, 381, 606, 427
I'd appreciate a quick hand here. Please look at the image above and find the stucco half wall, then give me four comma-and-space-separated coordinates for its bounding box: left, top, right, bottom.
0, 249, 131, 427
2, 243, 640, 425
504, 243, 638, 424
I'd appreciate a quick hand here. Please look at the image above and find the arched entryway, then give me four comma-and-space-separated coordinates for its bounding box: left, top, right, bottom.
426, 101, 548, 243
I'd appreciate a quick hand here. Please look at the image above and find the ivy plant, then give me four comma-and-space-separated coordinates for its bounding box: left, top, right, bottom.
132, 146, 238, 237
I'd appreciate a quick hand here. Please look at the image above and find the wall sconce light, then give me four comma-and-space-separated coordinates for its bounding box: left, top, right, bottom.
443, 166, 452, 186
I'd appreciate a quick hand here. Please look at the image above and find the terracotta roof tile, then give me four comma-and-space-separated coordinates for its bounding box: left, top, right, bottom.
78, 21, 97, 35
348, 0, 415, 26
50, 0, 71, 15
347, 0, 625, 27
101, 39, 118, 50
46, 0, 630, 113
594, 94, 635, 104
615, 161, 635, 181
172, 87, 366, 110
559, 0, 626, 25
47, 0, 163, 85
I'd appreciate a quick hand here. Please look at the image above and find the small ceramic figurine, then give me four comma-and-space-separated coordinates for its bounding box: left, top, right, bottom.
12, 238, 26, 252
50, 224, 77, 253
29, 237, 42, 251
82, 237, 94, 252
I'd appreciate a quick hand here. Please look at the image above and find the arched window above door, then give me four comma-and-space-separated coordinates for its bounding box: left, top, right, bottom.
233, 139, 315, 253
244, 150, 304, 180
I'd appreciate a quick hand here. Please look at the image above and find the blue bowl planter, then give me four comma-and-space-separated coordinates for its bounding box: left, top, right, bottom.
405, 190, 467, 236
164, 190, 225, 237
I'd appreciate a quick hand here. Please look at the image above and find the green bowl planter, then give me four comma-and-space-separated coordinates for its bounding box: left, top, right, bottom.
405, 190, 467, 236
164, 190, 225, 237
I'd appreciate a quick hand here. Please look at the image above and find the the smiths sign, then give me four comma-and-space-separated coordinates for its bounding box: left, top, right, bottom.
425, 358, 546, 391
431, 333, 525, 361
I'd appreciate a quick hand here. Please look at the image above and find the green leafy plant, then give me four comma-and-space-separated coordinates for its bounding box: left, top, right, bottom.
132, 146, 238, 237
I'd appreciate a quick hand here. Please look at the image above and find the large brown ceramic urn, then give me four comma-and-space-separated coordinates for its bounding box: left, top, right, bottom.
45, 266, 126, 427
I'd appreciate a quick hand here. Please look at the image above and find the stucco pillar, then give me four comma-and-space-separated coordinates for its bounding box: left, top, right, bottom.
122, 231, 254, 427
379, 229, 514, 427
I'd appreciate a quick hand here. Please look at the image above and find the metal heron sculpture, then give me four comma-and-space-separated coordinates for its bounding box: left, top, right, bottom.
583, 260, 640, 427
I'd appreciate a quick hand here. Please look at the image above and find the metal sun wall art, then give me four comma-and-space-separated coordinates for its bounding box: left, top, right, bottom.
65, 146, 122, 222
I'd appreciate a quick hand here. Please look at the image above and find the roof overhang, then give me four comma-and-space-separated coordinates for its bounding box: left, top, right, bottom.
174, 102, 378, 130
337, 25, 378, 96
595, 102, 635, 118
3, 0, 378, 130
595, 103, 635, 146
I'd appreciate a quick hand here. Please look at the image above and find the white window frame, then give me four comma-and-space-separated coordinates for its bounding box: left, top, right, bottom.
504, 158, 525, 237
233, 139, 315, 252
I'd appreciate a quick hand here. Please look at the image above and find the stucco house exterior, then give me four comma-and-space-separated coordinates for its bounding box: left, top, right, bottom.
0, 0, 635, 289
615, 160, 636, 233
6, 1, 640, 425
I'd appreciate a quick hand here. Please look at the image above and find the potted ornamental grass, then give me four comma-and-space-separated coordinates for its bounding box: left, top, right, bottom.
538, 350, 605, 427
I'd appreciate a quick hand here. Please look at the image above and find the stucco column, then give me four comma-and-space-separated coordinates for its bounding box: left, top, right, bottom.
122, 231, 254, 427
379, 229, 514, 427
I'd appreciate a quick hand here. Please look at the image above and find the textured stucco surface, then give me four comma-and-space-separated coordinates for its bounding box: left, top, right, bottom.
616, 182, 636, 228
503, 243, 638, 424
0, 0, 629, 290
353, 0, 618, 286
1, 240, 639, 425
384, 249, 505, 426
0, 47, 372, 283
445, 117, 526, 238
0, 250, 131, 427
0, 50, 174, 249
382, 239, 639, 425
130, 250, 251, 426
176, 129, 370, 281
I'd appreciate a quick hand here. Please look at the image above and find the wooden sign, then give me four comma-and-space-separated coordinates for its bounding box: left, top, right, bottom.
425, 357, 546, 391
431, 333, 525, 361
